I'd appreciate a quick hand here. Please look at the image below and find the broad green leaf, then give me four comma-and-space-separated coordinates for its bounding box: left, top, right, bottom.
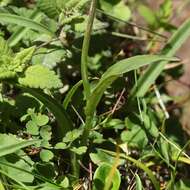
175, 180, 190, 190
121, 125, 148, 149
104, 119, 125, 129
138, 4, 157, 26
100, 149, 160, 190
62, 128, 83, 143
54, 142, 68, 149
100, 0, 131, 21
0, 134, 40, 157
40, 149, 54, 162
90, 149, 125, 166
142, 112, 159, 138
60, 177, 69, 188
26, 120, 39, 135
131, 18, 190, 98
70, 146, 87, 155
0, 181, 5, 190
34, 114, 49, 126
112, 1, 131, 21
40, 125, 52, 140
86, 55, 178, 117
74, 15, 108, 32
159, 0, 172, 20
93, 162, 121, 190
136, 174, 143, 190
19, 65, 63, 89
19, 87, 73, 137
0, 13, 53, 35
0, 152, 34, 183
160, 137, 170, 164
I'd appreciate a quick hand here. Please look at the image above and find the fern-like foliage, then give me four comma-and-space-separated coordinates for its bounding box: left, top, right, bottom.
37, 0, 89, 23
18, 65, 63, 89
37, 0, 61, 18
0, 37, 35, 79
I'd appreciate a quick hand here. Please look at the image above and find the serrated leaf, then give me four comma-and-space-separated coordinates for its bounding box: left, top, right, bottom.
37, 0, 60, 18
0, 36, 12, 56
0, 46, 35, 80
13, 46, 35, 69
40, 149, 54, 162
19, 65, 63, 89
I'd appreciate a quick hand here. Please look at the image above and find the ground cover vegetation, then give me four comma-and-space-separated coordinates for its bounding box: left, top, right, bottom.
0, 0, 190, 189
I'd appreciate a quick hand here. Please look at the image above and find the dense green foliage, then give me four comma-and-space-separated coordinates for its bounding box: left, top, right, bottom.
0, 0, 190, 189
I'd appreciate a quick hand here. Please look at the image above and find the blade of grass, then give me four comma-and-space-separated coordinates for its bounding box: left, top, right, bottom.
97, 8, 167, 39
63, 80, 83, 109
81, 0, 97, 99
136, 174, 143, 190
130, 18, 190, 98
0, 13, 53, 36
0, 161, 61, 187
85, 55, 178, 117
99, 148, 160, 190
0, 169, 30, 190
81, 55, 178, 145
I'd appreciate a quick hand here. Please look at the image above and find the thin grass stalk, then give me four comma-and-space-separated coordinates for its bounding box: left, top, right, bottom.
81, 0, 97, 99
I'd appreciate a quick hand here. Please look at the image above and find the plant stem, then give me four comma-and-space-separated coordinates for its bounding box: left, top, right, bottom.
71, 152, 80, 179
81, 0, 97, 99
81, 116, 93, 145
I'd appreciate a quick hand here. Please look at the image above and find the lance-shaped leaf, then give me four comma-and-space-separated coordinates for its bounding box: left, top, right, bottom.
0, 134, 40, 157
85, 55, 178, 117
0, 13, 53, 35
131, 18, 190, 98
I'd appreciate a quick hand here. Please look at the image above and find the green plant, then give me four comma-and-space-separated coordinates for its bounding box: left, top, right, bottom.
0, 0, 190, 189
